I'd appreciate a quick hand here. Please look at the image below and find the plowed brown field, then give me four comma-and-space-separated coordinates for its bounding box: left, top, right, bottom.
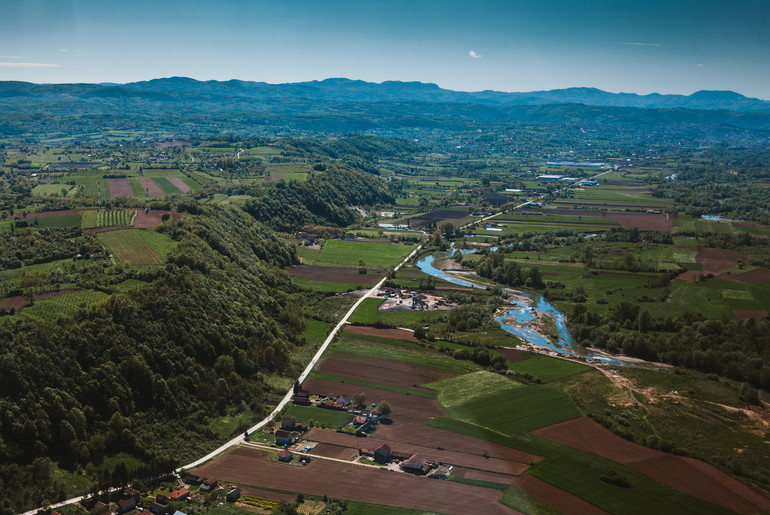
696, 247, 746, 274
108, 178, 132, 197
534, 417, 770, 514
167, 177, 191, 192
343, 325, 417, 341
305, 429, 533, 476
139, 177, 165, 196
132, 209, 181, 229
194, 447, 518, 515
317, 354, 453, 391
732, 309, 768, 319
287, 265, 381, 285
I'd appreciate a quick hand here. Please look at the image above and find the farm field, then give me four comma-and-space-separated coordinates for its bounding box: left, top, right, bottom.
82, 208, 136, 229
16, 290, 110, 322
97, 228, 176, 265
312, 240, 415, 269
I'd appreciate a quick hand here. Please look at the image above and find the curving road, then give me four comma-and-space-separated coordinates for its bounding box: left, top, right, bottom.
20, 243, 422, 515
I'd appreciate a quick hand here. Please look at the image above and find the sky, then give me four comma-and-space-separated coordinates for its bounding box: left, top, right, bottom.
1, 0, 769, 99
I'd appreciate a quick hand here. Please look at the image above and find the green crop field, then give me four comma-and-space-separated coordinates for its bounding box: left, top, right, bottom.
429, 372, 582, 434
33, 214, 81, 228
98, 229, 177, 265
82, 208, 136, 228
18, 290, 110, 322
295, 245, 320, 265
506, 355, 591, 383
31, 184, 78, 197
284, 404, 353, 428
333, 334, 481, 374
151, 177, 183, 194
314, 240, 415, 269
347, 298, 446, 326
291, 277, 362, 292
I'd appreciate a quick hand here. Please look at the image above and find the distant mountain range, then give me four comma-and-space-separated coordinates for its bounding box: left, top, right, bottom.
2, 77, 769, 113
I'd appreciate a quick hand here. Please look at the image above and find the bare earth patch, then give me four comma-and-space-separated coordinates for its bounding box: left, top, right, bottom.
139, 177, 165, 197
132, 209, 182, 229
695, 247, 746, 274
194, 447, 516, 515
167, 177, 191, 192
534, 417, 770, 514
1, 289, 75, 312
108, 178, 133, 197
343, 325, 417, 341
732, 309, 768, 319
286, 265, 381, 285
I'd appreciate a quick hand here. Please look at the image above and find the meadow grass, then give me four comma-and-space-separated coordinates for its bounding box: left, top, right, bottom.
315, 240, 415, 269
98, 228, 176, 265
283, 404, 353, 428
18, 290, 110, 322
506, 354, 591, 383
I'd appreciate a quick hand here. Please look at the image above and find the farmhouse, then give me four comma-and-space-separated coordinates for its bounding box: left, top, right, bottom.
292, 388, 311, 406
199, 478, 218, 492
374, 444, 392, 463
226, 487, 241, 503
281, 417, 296, 430
580, 180, 599, 186
148, 502, 168, 515
401, 456, 434, 475
537, 174, 564, 181
356, 420, 377, 437
115, 498, 137, 514
169, 488, 190, 502
275, 429, 293, 445
278, 450, 294, 462
182, 473, 203, 485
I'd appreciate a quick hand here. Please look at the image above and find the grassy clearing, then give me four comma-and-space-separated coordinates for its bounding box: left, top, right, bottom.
112, 279, 149, 293
443, 383, 582, 434
500, 485, 561, 515
284, 404, 353, 428
18, 290, 110, 322
506, 355, 591, 383
333, 334, 481, 374
34, 214, 81, 228
295, 245, 321, 265
208, 410, 257, 439
428, 371, 521, 408
291, 277, 363, 293
309, 371, 436, 398
98, 228, 176, 265
315, 240, 414, 269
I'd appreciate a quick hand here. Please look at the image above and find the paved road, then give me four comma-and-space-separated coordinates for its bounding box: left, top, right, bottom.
20, 243, 422, 515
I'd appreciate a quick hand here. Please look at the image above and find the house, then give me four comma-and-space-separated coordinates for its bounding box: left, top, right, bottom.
353, 415, 368, 426
173, 511, 188, 515
356, 420, 376, 437
200, 478, 219, 492
149, 502, 168, 515
275, 429, 293, 445
278, 450, 293, 462
318, 401, 347, 411
182, 474, 203, 485
401, 456, 433, 475
374, 444, 392, 464
335, 394, 351, 406
281, 417, 296, 430
116, 498, 137, 513
155, 494, 170, 505
292, 389, 311, 406
170, 488, 190, 502
226, 487, 241, 503
580, 180, 598, 186
390, 450, 413, 461
295, 422, 309, 433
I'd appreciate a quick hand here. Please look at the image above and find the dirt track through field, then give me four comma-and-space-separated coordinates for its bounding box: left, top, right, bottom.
534, 417, 770, 514
194, 447, 518, 515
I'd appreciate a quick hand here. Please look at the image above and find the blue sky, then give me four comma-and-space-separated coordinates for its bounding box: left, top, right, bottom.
1, 0, 769, 99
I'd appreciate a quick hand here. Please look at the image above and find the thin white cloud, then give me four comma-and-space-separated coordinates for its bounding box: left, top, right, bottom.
0, 62, 62, 68
695, 63, 704, 67
59, 48, 68, 52
468, 50, 482, 59
613, 42, 661, 47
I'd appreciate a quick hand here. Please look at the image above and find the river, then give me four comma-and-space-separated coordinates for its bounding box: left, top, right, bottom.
416, 250, 628, 366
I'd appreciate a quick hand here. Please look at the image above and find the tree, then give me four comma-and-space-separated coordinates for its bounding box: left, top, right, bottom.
377, 400, 391, 418
352, 392, 366, 407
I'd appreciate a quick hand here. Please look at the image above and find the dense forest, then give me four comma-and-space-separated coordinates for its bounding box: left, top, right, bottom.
0, 205, 304, 512
241, 164, 393, 231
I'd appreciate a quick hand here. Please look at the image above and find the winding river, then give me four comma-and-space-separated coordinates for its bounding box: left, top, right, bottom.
416, 250, 626, 365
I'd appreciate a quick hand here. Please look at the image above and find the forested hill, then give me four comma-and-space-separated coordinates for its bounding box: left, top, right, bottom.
3, 78, 770, 139
0, 205, 303, 513
240, 163, 395, 232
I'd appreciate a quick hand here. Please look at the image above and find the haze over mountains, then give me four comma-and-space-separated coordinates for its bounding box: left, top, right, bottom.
2, 77, 769, 112
3, 77, 770, 137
